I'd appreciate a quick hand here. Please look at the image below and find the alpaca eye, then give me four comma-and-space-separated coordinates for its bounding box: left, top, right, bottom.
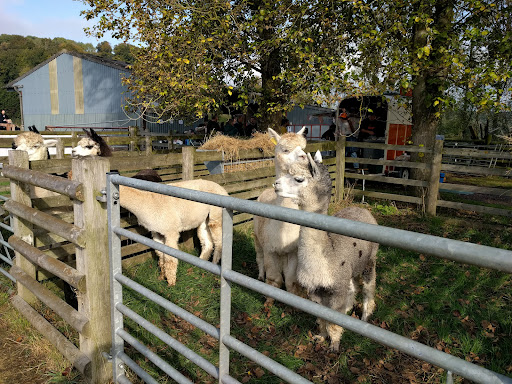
86, 145, 94, 149
294, 177, 305, 183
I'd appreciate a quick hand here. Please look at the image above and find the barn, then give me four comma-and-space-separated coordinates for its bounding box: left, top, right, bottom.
5, 50, 184, 133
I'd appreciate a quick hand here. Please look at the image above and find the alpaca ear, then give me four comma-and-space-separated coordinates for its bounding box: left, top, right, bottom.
83, 128, 91, 137
43, 139, 58, 147
268, 128, 281, 145
314, 150, 323, 163
31, 126, 40, 134
297, 126, 306, 137
307, 153, 320, 177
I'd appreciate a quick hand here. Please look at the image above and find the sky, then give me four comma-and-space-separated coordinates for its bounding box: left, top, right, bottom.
0, 0, 122, 47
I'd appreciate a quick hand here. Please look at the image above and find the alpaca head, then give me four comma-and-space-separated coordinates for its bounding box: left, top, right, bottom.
268, 126, 308, 176
71, 128, 113, 158
12, 127, 58, 161
274, 150, 331, 213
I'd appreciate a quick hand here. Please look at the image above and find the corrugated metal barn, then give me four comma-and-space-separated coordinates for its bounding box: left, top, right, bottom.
6, 50, 185, 133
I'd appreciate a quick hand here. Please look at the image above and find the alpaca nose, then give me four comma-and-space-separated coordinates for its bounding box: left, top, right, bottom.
11, 143, 17, 149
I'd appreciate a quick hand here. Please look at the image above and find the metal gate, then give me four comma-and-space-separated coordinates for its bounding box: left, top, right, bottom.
0, 192, 14, 283
107, 174, 512, 384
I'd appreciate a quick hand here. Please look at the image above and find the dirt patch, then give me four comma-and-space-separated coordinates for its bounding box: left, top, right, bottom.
0, 306, 47, 384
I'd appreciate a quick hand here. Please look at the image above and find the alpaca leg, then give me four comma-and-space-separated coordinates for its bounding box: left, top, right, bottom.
262, 252, 284, 306
283, 252, 300, 296
308, 291, 328, 344
264, 252, 284, 289
197, 221, 214, 261
161, 233, 180, 286
361, 260, 377, 321
254, 237, 265, 281
208, 216, 223, 264
313, 318, 328, 344
152, 232, 166, 281
326, 323, 344, 352
325, 280, 355, 351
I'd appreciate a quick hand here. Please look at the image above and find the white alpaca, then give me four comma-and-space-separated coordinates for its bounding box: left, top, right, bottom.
275, 151, 379, 351
11, 126, 58, 161
253, 127, 308, 297
71, 129, 229, 286
119, 180, 228, 285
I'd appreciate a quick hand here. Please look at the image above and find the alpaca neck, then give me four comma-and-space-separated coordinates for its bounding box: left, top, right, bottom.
297, 225, 336, 290
298, 196, 330, 215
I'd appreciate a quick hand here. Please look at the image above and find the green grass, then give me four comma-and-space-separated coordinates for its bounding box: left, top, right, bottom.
1, 203, 511, 383
445, 174, 512, 188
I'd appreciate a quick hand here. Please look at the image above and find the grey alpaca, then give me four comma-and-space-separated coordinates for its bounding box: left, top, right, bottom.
274, 151, 379, 351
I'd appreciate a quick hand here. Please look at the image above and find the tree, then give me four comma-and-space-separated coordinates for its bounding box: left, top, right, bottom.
81, 1, 511, 164
343, 0, 512, 181
81, 0, 356, 128
113, 43, 137, 64
96, 41, 113, 58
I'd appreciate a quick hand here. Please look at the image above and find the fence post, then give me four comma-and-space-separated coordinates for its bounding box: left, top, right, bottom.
72, 157, 112, 383
55, 138, 65, 159
335, 137, 346, 201
71, 131, 78, 148
182, 146, 195, 181
425, 139, 444, 216
145, 135, 152, 156
129, 126, 137, 152
9, 150, 36, 304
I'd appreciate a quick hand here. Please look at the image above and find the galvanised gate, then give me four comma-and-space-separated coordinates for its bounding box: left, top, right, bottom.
107, 174, 512, 384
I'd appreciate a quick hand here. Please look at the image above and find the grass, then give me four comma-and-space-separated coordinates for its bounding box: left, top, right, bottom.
0, 201, 511, 383
444, 173, 512, 188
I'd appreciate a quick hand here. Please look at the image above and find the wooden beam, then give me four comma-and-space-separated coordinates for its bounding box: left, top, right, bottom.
2, 164, 84, 201
4, 200, 85, 247
72, 157, 112, 383
9, 235, 85, 291
9, 150, 37, 304
11, 295, 91, 377
10, 265, 90, 334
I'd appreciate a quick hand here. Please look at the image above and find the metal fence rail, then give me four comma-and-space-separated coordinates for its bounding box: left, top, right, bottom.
0, 192, 14, 283
107, 174, 512, 384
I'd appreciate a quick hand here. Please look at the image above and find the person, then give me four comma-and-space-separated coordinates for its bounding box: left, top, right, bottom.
223, 116, 238, 136
235, 115, 249, 137
279, 117, 290, 134
359, 113, 385, 141
1, 110, 8, 123
0, 110, 9, 130
206, 114, 220, 135
246, 116, 258, 134
321, 124, 336, 141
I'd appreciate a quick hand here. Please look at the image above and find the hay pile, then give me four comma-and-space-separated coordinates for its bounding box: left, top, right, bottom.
198, 132, 275, 161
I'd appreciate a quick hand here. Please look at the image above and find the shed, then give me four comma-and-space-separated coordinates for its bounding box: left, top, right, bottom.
5, 50, 185, 133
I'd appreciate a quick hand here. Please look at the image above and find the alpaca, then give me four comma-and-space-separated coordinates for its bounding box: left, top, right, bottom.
11, 125, 58, 161
71, 128, 113, 158
71, 128, 229, 286
119, 180, 228, 286
253, 127, 308, 297
274, 151, 379, 351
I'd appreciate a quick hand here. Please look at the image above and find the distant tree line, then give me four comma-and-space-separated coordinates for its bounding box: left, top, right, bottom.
0, 34, 136, 124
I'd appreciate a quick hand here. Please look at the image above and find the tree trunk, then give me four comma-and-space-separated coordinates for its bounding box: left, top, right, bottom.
410, 0, 454, 197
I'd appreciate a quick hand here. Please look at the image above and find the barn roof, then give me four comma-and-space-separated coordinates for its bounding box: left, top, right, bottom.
5, 50, 131, 89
